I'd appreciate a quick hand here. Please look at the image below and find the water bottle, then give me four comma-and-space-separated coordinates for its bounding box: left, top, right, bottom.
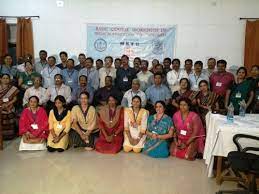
239, 100, 246, 117
227, 103, 234, 123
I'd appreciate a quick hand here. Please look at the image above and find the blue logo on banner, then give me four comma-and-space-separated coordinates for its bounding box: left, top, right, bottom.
94, 38, 107, 52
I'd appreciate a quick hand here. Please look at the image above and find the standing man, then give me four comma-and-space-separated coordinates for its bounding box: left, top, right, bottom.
114, 58, 122, 69
99, 56, 116, 88
34, 50, 48, 74
78, 57, 99, 91
137, 60, 153, 91
203, 58, 216, 77
210, 59, 234, 110
189, 61, 209, 91
115, 55, 136, 93
75, 53, 86, 71
167, 58, 188, 94
133, 57, 141, 73
41, 56, 61, 88
163, 57, 172, 74
96, 59, 104, 70
184, 59, 193, 76
61, 58, 79, 90
56, 51, 68, 70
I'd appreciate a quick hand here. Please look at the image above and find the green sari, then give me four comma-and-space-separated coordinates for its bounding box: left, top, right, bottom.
229, 80, 252, 114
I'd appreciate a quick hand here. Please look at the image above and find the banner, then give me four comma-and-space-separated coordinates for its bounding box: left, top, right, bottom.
86, 23, 176, 62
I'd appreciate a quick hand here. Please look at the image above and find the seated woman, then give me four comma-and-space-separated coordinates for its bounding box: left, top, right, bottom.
0, 73, 19, 140
19, 96, 49, 151
225, 67, 254, 115
70, 91, 98, 151
196, 80, 220, 127
171, 78, 198, 113
95, 95, 124, 154
170, 97, 205, 160
143, 101, 174, 158
47, 95, 71, 152
123, 96, 148, 153
18, 61, 41, 90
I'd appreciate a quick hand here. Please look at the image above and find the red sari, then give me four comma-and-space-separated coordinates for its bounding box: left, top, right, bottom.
171, 111, 205, 160
95, 105, 124, 154
19, 107, 49, 139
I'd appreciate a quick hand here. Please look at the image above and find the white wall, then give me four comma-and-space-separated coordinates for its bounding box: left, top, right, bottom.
1, 0, 259, 68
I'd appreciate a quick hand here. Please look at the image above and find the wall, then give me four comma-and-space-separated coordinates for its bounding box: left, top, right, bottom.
1, 0, 259, 67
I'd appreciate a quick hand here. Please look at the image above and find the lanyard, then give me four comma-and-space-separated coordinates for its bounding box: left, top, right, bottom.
154, 114, 164, 127
47, 66, 55, 77
67, 69, 74, 78
194, 73, 201, 84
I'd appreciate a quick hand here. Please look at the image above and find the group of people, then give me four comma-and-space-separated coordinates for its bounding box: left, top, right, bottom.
0, 51, 259, 160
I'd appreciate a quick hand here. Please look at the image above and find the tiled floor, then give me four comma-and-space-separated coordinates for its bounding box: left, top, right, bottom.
0, 138, 238, 194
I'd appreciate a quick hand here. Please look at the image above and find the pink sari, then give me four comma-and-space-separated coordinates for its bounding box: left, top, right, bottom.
19, 107, 49, 139
171, 111, 205, 160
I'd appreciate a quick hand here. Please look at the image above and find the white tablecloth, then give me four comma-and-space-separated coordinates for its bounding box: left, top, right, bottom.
203, 112, 259, 177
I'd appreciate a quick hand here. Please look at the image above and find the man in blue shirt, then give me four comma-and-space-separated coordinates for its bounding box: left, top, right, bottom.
61, 58, 79, 92
72, 75, 94, 105
115, 55, 136, 93
145, 73, 172, 109
78, 57, 99, 91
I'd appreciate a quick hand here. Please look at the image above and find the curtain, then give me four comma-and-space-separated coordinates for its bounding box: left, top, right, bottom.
244, 20, 259, 71
0, 19, 8, 64
16, 18, 34, 61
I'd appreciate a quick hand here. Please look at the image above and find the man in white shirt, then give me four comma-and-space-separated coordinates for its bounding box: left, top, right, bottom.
46, 74, 72, 103
41, 56, 61, 88
99, 56, 116, 88
121, 79, 146, 108
189, 61, 209, 91
23, 75, 48, 106
184, 59, 193, 76
137, 60, 153, 91
167, 58, 188, 94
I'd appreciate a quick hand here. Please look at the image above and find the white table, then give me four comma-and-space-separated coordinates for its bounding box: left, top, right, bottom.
203, 112, 259, 182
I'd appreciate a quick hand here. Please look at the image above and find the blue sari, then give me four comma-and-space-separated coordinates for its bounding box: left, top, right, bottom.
143, 114, 173, 158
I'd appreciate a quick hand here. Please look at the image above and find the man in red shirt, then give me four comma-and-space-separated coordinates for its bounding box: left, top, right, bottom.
210, 59, 235, 111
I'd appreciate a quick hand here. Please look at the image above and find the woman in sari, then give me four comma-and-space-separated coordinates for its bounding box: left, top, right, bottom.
95, 95, 124, 154
70, 91, 98, 151
197, 80, 219, 127
252, 79, 259, 113
123, 95, 148, 153
47, 95, 71, 152
143, 101, 174, 158
19, 96, 49, 151
225, 67, 254, 115
170, 97, 205, 160
172, 78, 198, 113
0, 73, 19, 139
